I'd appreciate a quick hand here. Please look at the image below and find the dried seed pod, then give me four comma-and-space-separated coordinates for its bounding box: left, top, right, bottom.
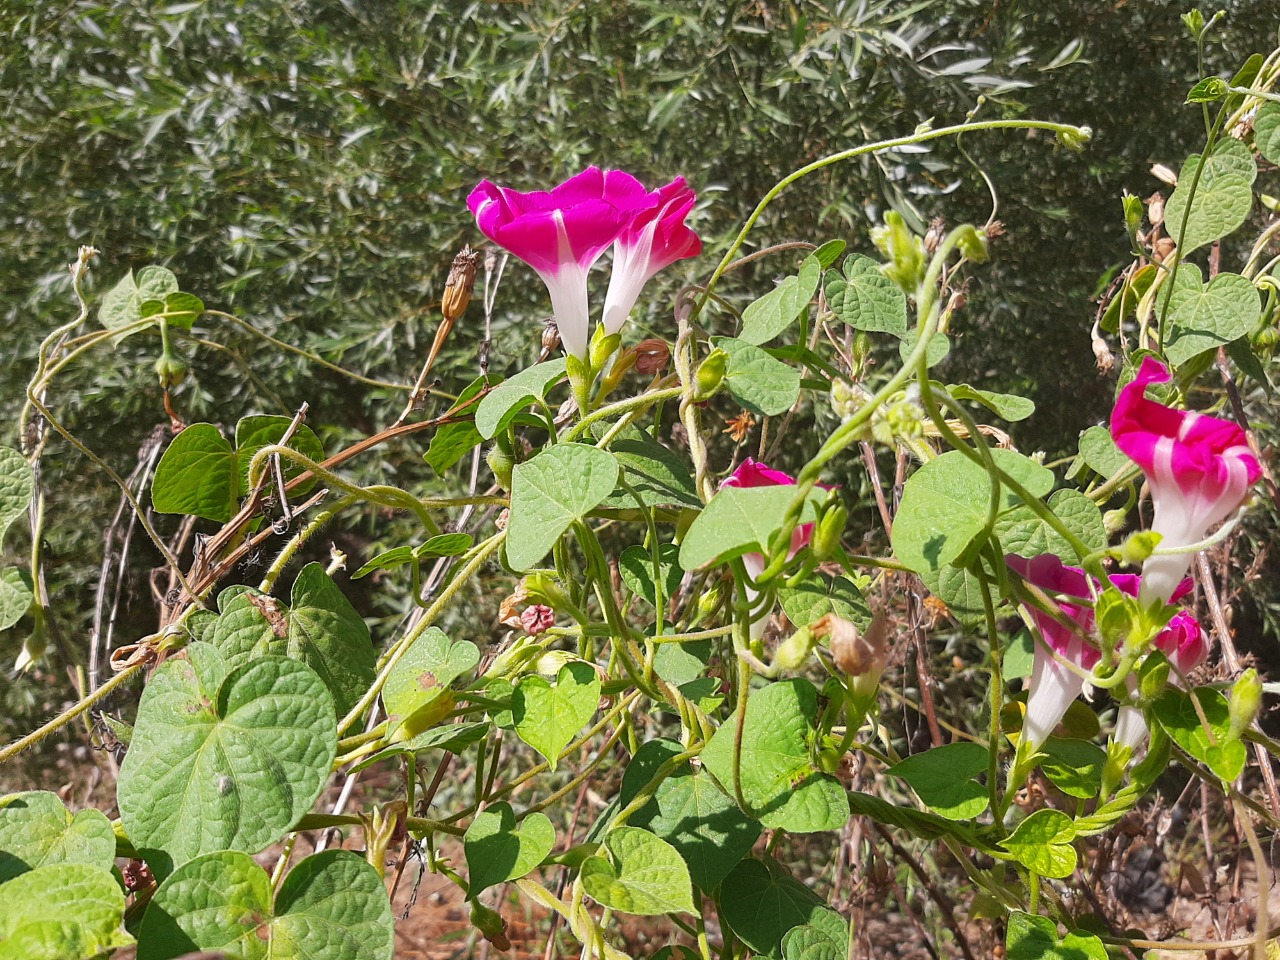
815, 611, 886, 683
441, 245, 480, 323
634, 337, 671, 375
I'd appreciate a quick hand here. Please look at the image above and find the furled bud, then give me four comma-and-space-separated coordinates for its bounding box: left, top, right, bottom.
870, 211, 925, 293
486, 444, 514, 492
524, 572, 571, 611
589, 326, 622, 371
1056, 125, 1092, 153
811, 500, 847, 561
774, 626, 815, 670
442, 245, 480, 323
469, 902, 511, 952
634, 338, 671, 376
521, 604, 555, 636
954, 224, 989, 264
693, 348, 728, 401
154, 353, 188, 389
1122, 191, 1143, 249
816, 612, 886, 693
1227, 668, 1262, 741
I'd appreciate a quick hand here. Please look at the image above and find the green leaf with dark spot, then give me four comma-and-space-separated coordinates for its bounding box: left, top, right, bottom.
117, 646, 337, 875
464, 802, 556, 896
506, 443, 618, 571
888, 742, 989, 820
513, 661, 600, 771
740, 254, 821, 345
137, 849, 393, 960
580, 827, 695, 916
713, 337, 802, 416
475, 358, 566, 439
702, 679, 848, 833
1163, 138, 1256, 255
382, 626, 479, 738
0, 792, 115, 884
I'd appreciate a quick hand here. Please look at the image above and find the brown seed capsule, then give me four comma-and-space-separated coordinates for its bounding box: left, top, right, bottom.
1152, 236, 1176, 263
1145, 191, 1165, 229
540, 318, 562, 358
634, 337, 671, 375
441, 245, 480, 323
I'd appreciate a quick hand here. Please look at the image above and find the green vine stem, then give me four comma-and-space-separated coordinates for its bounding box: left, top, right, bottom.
0, 662, 145, 764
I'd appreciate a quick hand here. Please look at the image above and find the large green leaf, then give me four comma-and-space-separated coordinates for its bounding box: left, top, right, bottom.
232, 415, 326, 496
999, 808, 1077, 878
598, 425, 700, 508
207, 564, 376, 718
513, 661, 600, 771
891, 448, 1054, 576
464, 802, 556, 895
1153, 685, 1247, 783
996, 488, 1107, 563
701, 679, 848, 833
137, 850, 393, 960
714, 336, 801, 416
581, 827, 695, 916
0, 446, 33, 542
777, 572, 871, 630
719, 858, 842, 959
424, 375, 488, 475
1039, 737, 1105, 799
888, 742, 989, 820
1163, 137, 1256, 255
1163, 266, 1261, 368
506, 443, 618, 570
0, 864, 131, 960
117, 646, 337, 874
679, 484, 825, 570
0, 792, 115, 884
740, 253, 821, 345
382, 626, 479, 739
618, 543, 683, 609
474, 358, 567, 439
1006, 911, 1107, 960
823, 255, 908, 336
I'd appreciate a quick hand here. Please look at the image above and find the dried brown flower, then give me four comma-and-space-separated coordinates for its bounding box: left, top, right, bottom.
634, 337, 671, 375
723, 410, 755, 443
441, 245, 480, 323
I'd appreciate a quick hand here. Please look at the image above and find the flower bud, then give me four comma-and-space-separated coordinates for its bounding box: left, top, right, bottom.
469, 902, 511, 951
541, 319, 562, 356
811, 500, 847, 561
1113, 530, 1162, 567
589, 327, 622, 371
634, 338, 671, 376
693, 348, 728, 401
154, 353, 188, 389
1122, 192, 1144, 248
524, 572, 571, 611
1227, 668, 1262, 741
442, 246, 480, 323
774, 626, 814, 670
534, 649, 578, 676
483, 636, 539, 680
870, 211, 925, 293
1056, 125, 1092, 153
521, 604, 555, 636
816, 612, 885, 687
486, 444, 514, 492
954, 224, 989, 264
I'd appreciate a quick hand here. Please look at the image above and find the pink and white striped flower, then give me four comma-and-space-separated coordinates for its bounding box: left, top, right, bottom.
1110, 356, 1261, 605
468, 167, 650, 359
601, 177, 701, 337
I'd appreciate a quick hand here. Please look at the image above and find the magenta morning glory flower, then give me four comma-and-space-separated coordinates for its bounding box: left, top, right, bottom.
1006, 555, 1203, 752
467, 167, 651, 359
721, 458, 816, 639
1110, 356, 1261, 605
601, 177, 701, 337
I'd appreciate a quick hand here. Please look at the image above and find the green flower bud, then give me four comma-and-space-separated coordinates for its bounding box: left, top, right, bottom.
524, 572, 571, 611
1181, 9, 1205, 37
589, 329, 623, 372
870, 211, 926, 293
469, 902, 511, 951
811, 500, 847, 561
1056, 126, 1092, 153
154, 353, 188, 389
693, 348, 728, 401
1227, 668, 1262, 741
1122, 191, 1144, 247
1113, 530, 1162, 567
954, 224, 989, 264
483, 636, 540, 681
486, 444, 514, 492
774, 626, 815, 670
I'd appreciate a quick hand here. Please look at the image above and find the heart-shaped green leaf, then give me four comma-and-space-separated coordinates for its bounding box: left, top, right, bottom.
778, 572, 871, 631
1256, 101, 1280, 164
619, 543, 683, 609
1163, 266, 1261, 367
1000, 808, 1077, 878
464, 801, 556, 895
581, 827, 695, 916
701, 679, 848, 833
99, 266, 179, 335
0, 792, 115, 883
824, 255, 908, 336
233, 415, 326, 497
117, 645, 337, 875
0, 863, 132, 960
475, 358, 567, 439
782, 909, 850, 960
1039, 737, 1106, 799
424, 375, 488, 475
513, 661, 600, 771
713, 336, 801, 416
596, 424, 700, 509
0, 447, 33, 542
1153, 685, 1247, 783
679, 483, 826, 571
207, 564, 376, 718
719, 858, 843, 958
996, 488, 1107, 564
0, 568, 33, 632
740, 253, 821, 345
137, 850, 393, 960
1163, 138, 1256, 255
888, 742, 990, 820
1006, 911, 1107, 960
506, 443, 619, 571
383, 626, 480, 738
